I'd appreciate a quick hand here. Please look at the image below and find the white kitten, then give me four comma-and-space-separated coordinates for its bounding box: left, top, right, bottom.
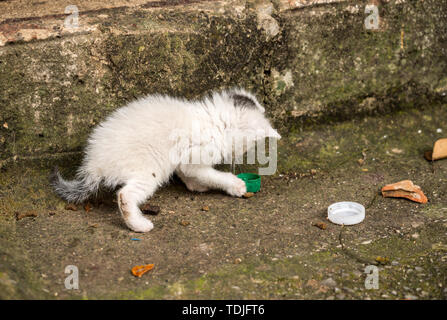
51, 88, 281, 232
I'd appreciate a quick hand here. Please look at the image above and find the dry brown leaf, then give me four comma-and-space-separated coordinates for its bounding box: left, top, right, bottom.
84, 202, 92, 212
64, 203, 78, 211
15, 211, 38, 221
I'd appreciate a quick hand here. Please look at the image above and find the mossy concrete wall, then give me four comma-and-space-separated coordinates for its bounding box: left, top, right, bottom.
0, 0, 446, 168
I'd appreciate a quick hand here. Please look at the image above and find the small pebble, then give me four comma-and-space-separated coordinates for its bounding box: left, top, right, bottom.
321, 278, 337, 288
352, 270, 362, 278
343, 287, 355, 294
391, 148, 404, 154
141, 204, 160, 215
313, 222, 327, 230
201, 205, 210, 211
243, 192, 255, 198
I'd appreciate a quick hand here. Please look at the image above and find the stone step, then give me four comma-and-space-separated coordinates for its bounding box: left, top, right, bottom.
0, 0, 446, 167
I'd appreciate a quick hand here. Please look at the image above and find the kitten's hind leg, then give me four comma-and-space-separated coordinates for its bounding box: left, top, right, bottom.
176, 170, 209, 193
117, 180, 157, 232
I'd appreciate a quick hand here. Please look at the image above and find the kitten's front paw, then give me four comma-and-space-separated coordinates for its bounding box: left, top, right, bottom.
129, 217, 154, 233
227, 177, 247, 197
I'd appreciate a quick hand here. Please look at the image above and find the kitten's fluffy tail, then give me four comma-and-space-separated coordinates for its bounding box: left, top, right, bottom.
50, 167, 100, 203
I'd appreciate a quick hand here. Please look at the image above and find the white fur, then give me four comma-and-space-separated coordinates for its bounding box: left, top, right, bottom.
52, 88, 280, 232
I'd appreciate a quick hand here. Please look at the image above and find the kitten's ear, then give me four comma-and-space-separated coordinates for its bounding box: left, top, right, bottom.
229, 89, 265, 113
232, 94, 257, 109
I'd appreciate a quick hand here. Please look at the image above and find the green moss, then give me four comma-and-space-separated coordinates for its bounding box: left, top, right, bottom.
0, 224, 51, 299
422, 204, 447, 219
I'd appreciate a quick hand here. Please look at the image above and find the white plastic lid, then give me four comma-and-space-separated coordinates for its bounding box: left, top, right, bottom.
328, 202, 365, 225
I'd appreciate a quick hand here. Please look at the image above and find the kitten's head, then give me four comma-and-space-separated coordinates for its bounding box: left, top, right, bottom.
224, 88, 281, 157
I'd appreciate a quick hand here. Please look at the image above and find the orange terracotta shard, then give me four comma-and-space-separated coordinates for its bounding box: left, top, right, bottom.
424, 138, 447, 161
131, 264, 154, 278
381, 180, 428, 204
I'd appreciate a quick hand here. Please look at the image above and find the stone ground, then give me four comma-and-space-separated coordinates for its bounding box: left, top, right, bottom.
0, 103, 446, 299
